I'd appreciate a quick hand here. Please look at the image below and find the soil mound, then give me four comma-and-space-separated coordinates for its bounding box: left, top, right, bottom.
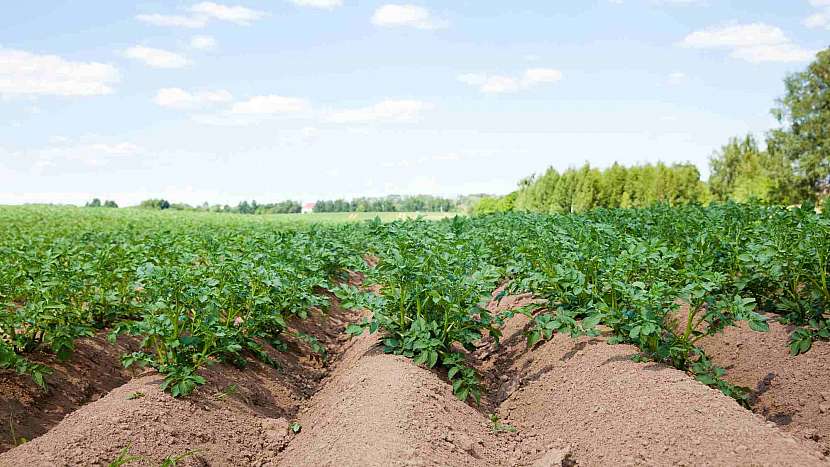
697, 317, 830, 455
0, 333, 137, 453
277, 333, 513, 467
481, 295, 828, 466
0, 294, 361, 466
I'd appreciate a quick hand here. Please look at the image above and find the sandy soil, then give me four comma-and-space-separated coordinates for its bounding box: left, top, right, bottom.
0, 290, 362, 466
277, 333, 514, 466
479, 293, 828, 466
3, 280, 828, 466
697, 317, 830, 455
0, 333, 138, 453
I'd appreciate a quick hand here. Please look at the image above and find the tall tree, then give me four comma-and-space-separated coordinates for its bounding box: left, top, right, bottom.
767, 48, 830, 202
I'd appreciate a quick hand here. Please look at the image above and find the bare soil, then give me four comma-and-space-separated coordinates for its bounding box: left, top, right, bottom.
2, 282, 829, 466
0, 288, 362, 466
478, 292, 828, 466
0, 333, 138, 453
277, 333, 513, 466
696, 316, 830, 455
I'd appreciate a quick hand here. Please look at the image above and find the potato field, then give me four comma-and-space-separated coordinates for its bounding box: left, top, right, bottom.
1, 204, 829, 466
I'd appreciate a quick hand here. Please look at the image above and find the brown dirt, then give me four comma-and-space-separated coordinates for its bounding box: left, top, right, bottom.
0, 333, 138, 452
696, 316, 830, 455
4, 278, 829, 466
478, 292, 829, 466
277, 332, 514, 466
0, 291, 362, 466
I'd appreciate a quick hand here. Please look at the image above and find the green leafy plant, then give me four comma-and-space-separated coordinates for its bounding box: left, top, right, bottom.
108, 444, 143, 467
489, 413, 517, 433
160, 449, 201, 467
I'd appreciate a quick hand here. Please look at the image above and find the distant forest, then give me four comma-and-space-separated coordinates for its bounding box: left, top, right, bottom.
475, 48, 830, 215
101, 194, 486, 214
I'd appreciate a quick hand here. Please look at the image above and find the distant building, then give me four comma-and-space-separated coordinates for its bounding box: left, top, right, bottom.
302, 202, 316, 214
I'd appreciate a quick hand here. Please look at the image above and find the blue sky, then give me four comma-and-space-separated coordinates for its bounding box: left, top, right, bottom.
1, 1, 827, 206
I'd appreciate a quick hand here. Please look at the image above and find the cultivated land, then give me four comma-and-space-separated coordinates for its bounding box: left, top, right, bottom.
1, 204, 829, 466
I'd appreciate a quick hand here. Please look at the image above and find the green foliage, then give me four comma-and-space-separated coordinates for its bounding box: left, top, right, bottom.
472, 192, 516, 215
2, 202, 827, 408
768, 48, 830, 203
108, 444, 143, 467
313, 194, 458, 213
138, 199, 171, 210
0, 206, 364, 396
511, 162, 706, 214
708, 135, 791, 203
489, 413, 517, 433
160, 449, 200, 466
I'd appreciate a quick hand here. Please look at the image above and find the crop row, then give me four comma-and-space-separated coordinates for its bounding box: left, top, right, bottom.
1, 203, 828, 403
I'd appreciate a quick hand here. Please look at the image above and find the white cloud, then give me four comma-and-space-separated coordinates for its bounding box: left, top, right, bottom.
125, 46, 190, 68
680, 23, 816, 63
154, 88, 233, 109
804, 1, 830, 29
804, 12, 828, 28
681, 23, 787, 48
0, 47, 119, 97
731, 44, 817, 63
458, 68, 563, 94
24, 141, 144, 172
522, 68, 563, 86
136, 2, 265, 29
324, 99, 433, 123
371, 4, 447, 29
230, 95, 310, 114
667, 71, 687, 84
190, 35, 217, 50
290, 0, 343, 9
189, 2, 265, 25
136, 13, 207, 28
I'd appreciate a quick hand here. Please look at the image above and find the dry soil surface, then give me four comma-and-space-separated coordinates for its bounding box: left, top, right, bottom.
2, 285, 829, 466
697, 317, 830, 455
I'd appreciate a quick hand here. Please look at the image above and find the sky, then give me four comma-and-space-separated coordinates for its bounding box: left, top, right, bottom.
1, 1, 828, 206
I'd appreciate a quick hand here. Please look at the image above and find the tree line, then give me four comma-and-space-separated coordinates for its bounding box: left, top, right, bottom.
118, 195, 484, 214
312, 195, 458, 213
475, 48, 830, 214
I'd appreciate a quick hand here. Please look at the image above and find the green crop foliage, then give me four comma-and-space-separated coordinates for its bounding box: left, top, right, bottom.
1, 202, 827, 405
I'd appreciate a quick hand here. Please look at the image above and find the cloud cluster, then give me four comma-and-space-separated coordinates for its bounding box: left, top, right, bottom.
180, 92, 432, 126
22, 140, 144, 173
458, 68, 563, 94
804, 0, 830, 30
190, 35, 217, 50
125, 46, 190, 68
372, 4, 447, 29
154, 88, 233, 109
136, 2, 265, 28
230, 95, 311, 114
0, 48, 119, 97
680, 22, 816, 63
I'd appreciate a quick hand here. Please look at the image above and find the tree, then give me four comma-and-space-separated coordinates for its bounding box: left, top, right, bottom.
103, 200, 118, 208
85, 198, 102, 208
709, 135, 797, 203
767, 48, 830, 202
139, 199, 171, 210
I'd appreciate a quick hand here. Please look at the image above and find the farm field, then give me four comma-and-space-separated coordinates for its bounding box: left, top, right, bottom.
1, 204, 829, 466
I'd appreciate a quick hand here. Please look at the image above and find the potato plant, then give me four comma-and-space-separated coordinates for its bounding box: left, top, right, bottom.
0, 202, 827, 405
